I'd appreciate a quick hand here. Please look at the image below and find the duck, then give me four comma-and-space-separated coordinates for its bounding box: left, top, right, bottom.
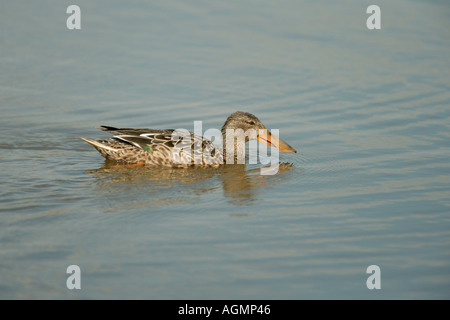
81, 111, 296, 167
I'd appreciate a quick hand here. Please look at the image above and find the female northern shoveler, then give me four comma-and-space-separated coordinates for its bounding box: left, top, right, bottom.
81, 111, 296, 167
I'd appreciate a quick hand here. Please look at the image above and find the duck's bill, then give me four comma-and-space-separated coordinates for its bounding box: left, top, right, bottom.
257, 130, 297, 153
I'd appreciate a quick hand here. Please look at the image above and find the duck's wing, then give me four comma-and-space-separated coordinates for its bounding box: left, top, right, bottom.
100, 126, 171, 138
99, 125, 174, 148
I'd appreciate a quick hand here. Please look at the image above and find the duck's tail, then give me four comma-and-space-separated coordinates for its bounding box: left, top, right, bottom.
80, 137, 118, 152
80, 137, 120, 159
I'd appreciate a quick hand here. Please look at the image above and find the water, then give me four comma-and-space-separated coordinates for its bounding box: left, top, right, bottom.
1, 0, 449, 299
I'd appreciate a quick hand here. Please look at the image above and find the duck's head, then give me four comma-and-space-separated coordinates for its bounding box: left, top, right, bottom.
221, 111, 297, 153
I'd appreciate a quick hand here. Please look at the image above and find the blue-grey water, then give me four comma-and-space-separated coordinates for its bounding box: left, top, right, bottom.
1, 0, 449, 299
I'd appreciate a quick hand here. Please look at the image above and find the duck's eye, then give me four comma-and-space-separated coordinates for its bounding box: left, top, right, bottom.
247, 120, 256, 125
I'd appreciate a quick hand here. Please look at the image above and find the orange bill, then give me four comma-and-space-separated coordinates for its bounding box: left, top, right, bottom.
257, 130, 297, 153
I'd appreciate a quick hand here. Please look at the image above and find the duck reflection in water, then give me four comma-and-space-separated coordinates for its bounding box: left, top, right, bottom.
86, 160, 294, 207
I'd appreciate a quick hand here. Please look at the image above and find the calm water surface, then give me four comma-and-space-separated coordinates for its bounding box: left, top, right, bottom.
1, 0, 449, 299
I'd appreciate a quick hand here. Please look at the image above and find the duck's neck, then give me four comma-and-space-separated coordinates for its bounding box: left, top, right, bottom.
221, 127, 247, 164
